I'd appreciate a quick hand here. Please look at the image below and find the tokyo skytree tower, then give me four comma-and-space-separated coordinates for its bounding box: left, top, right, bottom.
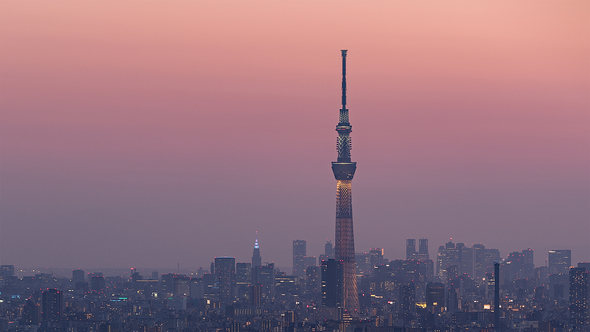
331, 50, 359, 314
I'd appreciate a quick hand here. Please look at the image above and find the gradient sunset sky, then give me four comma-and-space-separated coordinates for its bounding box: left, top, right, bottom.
1, 1, 588, 270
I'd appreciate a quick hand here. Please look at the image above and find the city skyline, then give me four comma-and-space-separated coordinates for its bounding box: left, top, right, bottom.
1, 1, 589, 269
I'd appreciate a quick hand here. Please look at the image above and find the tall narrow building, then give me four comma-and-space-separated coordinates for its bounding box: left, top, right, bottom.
293, 240, 307, 278
252, 232, 262, 267
215, 256, 236, 304
331, 50, 359, 314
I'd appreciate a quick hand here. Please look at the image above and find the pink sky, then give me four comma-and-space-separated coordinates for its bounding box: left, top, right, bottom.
1, 1, 588, 270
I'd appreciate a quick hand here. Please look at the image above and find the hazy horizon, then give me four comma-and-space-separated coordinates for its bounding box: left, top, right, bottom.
1, 1, 588, 270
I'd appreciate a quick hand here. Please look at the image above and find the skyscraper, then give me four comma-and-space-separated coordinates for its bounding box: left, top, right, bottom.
42, 289, 63, 322
72, 269, 85, 283
419, 238, 429, 259
252, 232, 262, 267
253, 263, 275, 303
549, 249, 571, 275
369, 248, 384, 268
406, 239, 417, 259
549, 249, 571, 302
331, 50, 359, 314
325, 241, 334, 258
569, 266, 589, 331
321, 259, 342, 308
293, 239, 307, 277
215, 256, 236, 304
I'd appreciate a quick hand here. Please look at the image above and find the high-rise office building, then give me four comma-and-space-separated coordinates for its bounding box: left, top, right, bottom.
407, 239, 429, 260
321, 259, 342, 308
406, 239, 417, 259
72, 269, 85, 283
325, 241, 334, 258
331, 49, 359, 314
252, 232, 262, 267
90, 275, 105, 293
426, 282, 445, 311
507, 251, 525, 280
306, 265, 321, 297
549, 250, 571, 275
253, 263, 275, 303
1, 265, 15, 278
506, 248, 535, 281
319, 242, 333, 264
521, 248, 534, 280
419, 239, 429, 259
22, 299, 41, 325
215, 257, 236, 303
399, 283, 416, 323
369, 248, 384, 268
42, 289, 62, 322
437, 241, 458, 280
293, 240, 307, 277
236, 262, 252, 300
569, 266, 589, 331
236, 262, 252, 285
473, 244, 500, 279
548, 250, 571, 302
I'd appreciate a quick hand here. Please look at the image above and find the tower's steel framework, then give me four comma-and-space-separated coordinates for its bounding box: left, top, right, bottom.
331, 50, 359, 314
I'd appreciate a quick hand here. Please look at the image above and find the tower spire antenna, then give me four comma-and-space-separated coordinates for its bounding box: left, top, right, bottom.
252, 231, 262, 267
331, 50, 359, 315
341, 50, 347, 109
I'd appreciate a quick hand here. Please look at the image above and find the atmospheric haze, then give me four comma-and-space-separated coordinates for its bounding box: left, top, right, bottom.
0, 1, 588, 270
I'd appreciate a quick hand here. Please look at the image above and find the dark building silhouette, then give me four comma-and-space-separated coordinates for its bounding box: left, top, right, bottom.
253, 263, 274, 303
549, 249, 571, 275
505, 248, 535, 281
473, 244, 500, 279
356, 252, 372, 276
419, 238, 429, 259
399, 283, 416, 324
407, 239, 429, 260
275, 274, 299, 299
236, 262, 251, 285
252, 232, 262, 267
215, 257, 236, 303
21, 299, 41, 325
320, 241, 335, 263
90, 275, 105, 293
293, 240, 307, 278
72, 269, 85, 283
304, 256, 317, 271
236, 262, 251, 300
406, 239, 416, 259
436, 240, 457, 280
494, 262, 500, 331
0, 265, 14, 278
549, 250, 571, 303
42, 289, 62, 322
202, 273, 218, 300
251, 282, 262, 307
426, 282, 445, 312
321, 259, 342, 308
331, 49, 359, 314
569, 266, 589, 331
369, 248, 384, 269
521, 248, 534, 279
306, 265, 321, 298
325, 241, 334, 258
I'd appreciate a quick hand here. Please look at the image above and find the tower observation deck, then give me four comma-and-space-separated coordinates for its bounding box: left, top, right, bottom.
331, 50, 359, 314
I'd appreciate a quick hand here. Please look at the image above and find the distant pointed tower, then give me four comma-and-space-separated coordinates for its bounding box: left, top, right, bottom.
331, 50, 359, 314
252, 232, 262, 267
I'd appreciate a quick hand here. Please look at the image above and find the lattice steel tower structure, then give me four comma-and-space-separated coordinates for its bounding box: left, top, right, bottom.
331, 50, 359, 314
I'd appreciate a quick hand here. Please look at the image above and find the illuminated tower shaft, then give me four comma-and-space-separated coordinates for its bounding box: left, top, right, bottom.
331, 50, 359, 314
